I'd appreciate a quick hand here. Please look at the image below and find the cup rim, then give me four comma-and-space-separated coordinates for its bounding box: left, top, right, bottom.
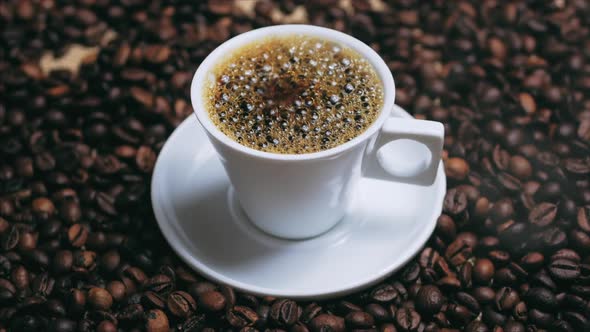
190, 24, 395, 161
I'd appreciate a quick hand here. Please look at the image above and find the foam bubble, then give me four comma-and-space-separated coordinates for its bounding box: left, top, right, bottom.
204, 35, 383, 154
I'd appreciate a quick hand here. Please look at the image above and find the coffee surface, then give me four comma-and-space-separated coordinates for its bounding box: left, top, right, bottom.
204, 35, 384, 154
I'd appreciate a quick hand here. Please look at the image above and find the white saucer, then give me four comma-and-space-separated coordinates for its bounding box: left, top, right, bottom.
151, 105, 446, 299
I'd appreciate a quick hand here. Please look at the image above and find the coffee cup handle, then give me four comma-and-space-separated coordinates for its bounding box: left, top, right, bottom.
362, 117, 444, 186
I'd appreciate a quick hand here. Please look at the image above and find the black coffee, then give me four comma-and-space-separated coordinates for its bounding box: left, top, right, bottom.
204, 34, 384, 154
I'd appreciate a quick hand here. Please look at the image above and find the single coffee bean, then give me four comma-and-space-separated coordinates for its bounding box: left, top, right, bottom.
59, 201, 81, 224
366, 303, 391, 322
473, 287, 495, 304
465, 320, 489, 332
445, 158, 470, 180
270, 299, 300, 326
96, 320, 117, 332
310, 314, 345, 332
396, 308, 420, 331
503, 321, 525, 332
520, 252, 544, 271
455, 292, 480, 313
494, 268, 518, 286
525, 287, 557, 312
473, 259, 494, 285
167, 290, 196, 318
88, 287, 113, 311
415, 285, 444, 317
529, 203, 558, 227
371, 284, 399, 303
491, 198, 514, 222
345, 311, 375, 328
436, 215, 457, 241
11, 265, 29, 290
482, 306, 506, 326
106, 280, 126, 302
459, 263, 473, 288
100, 250, 120, 272
577, 206, 590, 232
528, 308, 554, 328
446, 239, 472, 266
145, 309, 169, 332
531, 269, 557, 291
227, 306, 259, 328
188, 281, 216, 298
548, 259, 580, 281
67, 224, 88, 247
52, 250, 73, 274
301, 303, 323, 323
220, 284, 236, 309
513, 301, 527, 321
198, 290, 226, 311
444, 188, 468, 216
495, 287, 520, 312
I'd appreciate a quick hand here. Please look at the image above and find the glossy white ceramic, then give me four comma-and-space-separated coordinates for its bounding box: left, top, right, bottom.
190, 25, 443, 239
151, 105, 446, 299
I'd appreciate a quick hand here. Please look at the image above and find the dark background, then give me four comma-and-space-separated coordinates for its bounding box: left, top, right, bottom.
1, 0, 590, 331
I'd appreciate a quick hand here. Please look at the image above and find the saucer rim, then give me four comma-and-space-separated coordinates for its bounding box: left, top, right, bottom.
151, 105, 446, 299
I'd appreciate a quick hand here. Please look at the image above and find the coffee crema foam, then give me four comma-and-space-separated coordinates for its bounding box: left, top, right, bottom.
204, 35, 384, 154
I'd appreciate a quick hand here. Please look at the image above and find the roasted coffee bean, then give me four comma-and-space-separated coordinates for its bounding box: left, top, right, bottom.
310, 314, 345, 332
270, 299, 300, 326
371, 284, 399, 303
473, 259, 494, 285
227, 306, 259, 328
198, 290, 226, 312
455, 292, 480, 313
465, 320, 489, 332
67, 224, 88, 247
415, 285, 444, 317
220, 285, 236, 309
396, 308, 420, 331
529, 203, 558, 227
525, 288, 557, 312
366, 304, 390, 322
528, 308, 554, 328
88, 287, 113, 310
444, 189, 468, 215
482, 306, 506, 326
145, 309, 169, 332
167, 290, 196, 318
520, 252, 544, 272
106, 280, 126, 302
301, 303, 323, 323
473, 287, 495, 305
503, 321, 525, 332
446, 239, 472, 266
495, 287, 520, 312
345, 311, 375, 328
513, 301, 527, 321
549, 259, 580, 281
96, 320, 117, 332
446, 303, 474, 327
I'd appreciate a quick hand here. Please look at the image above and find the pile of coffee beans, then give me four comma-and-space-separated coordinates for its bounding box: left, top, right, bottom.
1, 0, 589, 331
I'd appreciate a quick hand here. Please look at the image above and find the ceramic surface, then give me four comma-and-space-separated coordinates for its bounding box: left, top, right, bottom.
151, 105, 446, 299
190, 24, 443, 239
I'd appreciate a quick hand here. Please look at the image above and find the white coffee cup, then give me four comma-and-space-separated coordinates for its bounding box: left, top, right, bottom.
190, 25, 444, 239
